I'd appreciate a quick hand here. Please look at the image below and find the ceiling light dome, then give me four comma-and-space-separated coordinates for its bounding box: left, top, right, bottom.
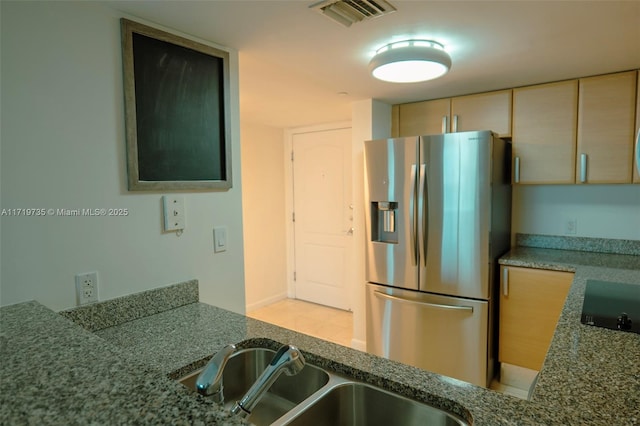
369, 40, 451, 83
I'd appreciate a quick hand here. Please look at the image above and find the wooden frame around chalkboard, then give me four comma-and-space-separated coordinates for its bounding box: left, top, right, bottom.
121, 18, 232, 191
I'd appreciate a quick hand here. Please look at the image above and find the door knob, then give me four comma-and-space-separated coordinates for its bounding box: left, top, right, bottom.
346, 227, 354, 235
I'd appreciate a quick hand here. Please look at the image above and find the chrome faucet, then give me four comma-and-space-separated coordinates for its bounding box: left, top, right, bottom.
195, 344, 237, 403
230, 345, 305, 419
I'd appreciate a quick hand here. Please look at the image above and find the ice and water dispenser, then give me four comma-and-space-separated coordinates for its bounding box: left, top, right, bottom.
370, 201, 398, 243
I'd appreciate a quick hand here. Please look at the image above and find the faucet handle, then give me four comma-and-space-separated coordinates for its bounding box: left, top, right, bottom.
196, 344, 236, 401
272, 345, 305, 376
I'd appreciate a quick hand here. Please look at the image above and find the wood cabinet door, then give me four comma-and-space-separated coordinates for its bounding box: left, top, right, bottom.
398, 98, 451, 136
577, 71, 637, 184
451, 90, 512, 137
391, 104, 400, 138
634, 70, 640, 184
499, 266, 573, 371
512, 80, 578, 184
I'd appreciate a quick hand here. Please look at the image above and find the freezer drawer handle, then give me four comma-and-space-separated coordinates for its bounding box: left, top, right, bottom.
373, 290, 474, 313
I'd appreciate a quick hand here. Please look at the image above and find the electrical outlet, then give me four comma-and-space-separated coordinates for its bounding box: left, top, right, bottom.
75, 272, 98, 305
565, 218, 577, 235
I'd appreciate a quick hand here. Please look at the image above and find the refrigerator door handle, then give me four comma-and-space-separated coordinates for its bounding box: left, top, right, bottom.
409, 164, 418, 266
417, 164, 427, 266
373, 290, 474, 313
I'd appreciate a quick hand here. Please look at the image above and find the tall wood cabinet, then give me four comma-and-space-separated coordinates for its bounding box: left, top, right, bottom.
512, 80, 578, 184
577, 71, 637, 184
499, 266, 574, 371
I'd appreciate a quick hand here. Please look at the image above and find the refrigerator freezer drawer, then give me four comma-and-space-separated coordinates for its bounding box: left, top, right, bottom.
366, 283, 489, 387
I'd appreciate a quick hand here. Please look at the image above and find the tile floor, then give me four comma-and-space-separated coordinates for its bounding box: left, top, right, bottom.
247, 298, 353, 347
248, 298, 533, 399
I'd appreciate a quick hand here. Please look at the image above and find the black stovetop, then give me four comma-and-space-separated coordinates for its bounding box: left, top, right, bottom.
581, 279, 640, 334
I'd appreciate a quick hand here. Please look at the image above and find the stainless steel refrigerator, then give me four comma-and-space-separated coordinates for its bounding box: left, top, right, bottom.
364, 130, 511, 388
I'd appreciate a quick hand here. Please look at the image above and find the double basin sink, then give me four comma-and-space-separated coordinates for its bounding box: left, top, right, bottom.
178, 347, 469, 426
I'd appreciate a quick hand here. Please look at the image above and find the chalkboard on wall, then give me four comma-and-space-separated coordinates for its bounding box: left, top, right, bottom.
121, 19, 232, 190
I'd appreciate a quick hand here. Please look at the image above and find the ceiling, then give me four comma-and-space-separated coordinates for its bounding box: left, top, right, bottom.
106, 1, 640, 129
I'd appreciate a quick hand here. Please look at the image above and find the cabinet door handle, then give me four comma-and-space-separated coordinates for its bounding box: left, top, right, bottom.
580, 153, 588, 183
635, 127, 639, 175
453, 114, 459, 132
514, 157, 520, 183
441, 116, 448, 134
502, 268, 509, 296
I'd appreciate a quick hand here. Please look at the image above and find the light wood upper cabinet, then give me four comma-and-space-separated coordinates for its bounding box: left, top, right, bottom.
451, 90, 512, 137
392, 70, 636, 185
499, 266, 574, 371
398, 98, 451, 136
396, 90, 512, 137
577, 71, 637, 184
512, 80, 578, 184
634, 71, 640, 184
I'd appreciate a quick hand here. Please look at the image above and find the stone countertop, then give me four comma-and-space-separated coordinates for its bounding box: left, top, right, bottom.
499, 245, 640, 272
0, 301, 243, 425
92, 303, 552, 425
1, 244, 639, 425
2, 299, 560, 425
499, 246, 640, 425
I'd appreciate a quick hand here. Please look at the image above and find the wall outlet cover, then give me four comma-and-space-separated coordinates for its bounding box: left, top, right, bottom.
75, 272, 98, 305
565, 218, 577, 235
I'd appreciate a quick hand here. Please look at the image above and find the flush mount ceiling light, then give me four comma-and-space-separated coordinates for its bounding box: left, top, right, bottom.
369, 40, 452, 83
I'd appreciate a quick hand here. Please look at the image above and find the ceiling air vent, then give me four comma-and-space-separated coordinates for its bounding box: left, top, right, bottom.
310, 0, 397, 27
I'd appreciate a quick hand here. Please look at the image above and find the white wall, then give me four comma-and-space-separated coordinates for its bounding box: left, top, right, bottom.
0, 1, 246, 313
351, 99, 391, 351
513, 185, 640, 240
241, 122, 287, 311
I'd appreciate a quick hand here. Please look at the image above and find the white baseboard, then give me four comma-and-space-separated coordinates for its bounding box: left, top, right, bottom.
245, 292, 288, 313
499, 362, 538, 390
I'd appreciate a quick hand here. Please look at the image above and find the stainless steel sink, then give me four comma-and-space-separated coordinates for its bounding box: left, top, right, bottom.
178, 348, 329, 425
178, 346, 469, 426
278, 381, 467, 426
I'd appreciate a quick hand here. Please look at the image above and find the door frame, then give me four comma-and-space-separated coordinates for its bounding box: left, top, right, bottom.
284, 121, 353, 304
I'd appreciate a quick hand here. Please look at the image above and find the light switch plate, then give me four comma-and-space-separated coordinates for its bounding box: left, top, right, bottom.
163, 195, 185, 232
213, 227, 227, 253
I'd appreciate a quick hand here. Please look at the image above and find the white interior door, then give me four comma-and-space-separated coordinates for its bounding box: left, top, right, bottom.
292, 127, 352, 311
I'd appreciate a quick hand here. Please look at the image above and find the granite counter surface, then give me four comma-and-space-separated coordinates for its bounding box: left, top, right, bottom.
1, 298, 554, 425
0, 300, 243, 426
499, 246, 640, 272
499, 246, 640, 425
2, 245, 639, 424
